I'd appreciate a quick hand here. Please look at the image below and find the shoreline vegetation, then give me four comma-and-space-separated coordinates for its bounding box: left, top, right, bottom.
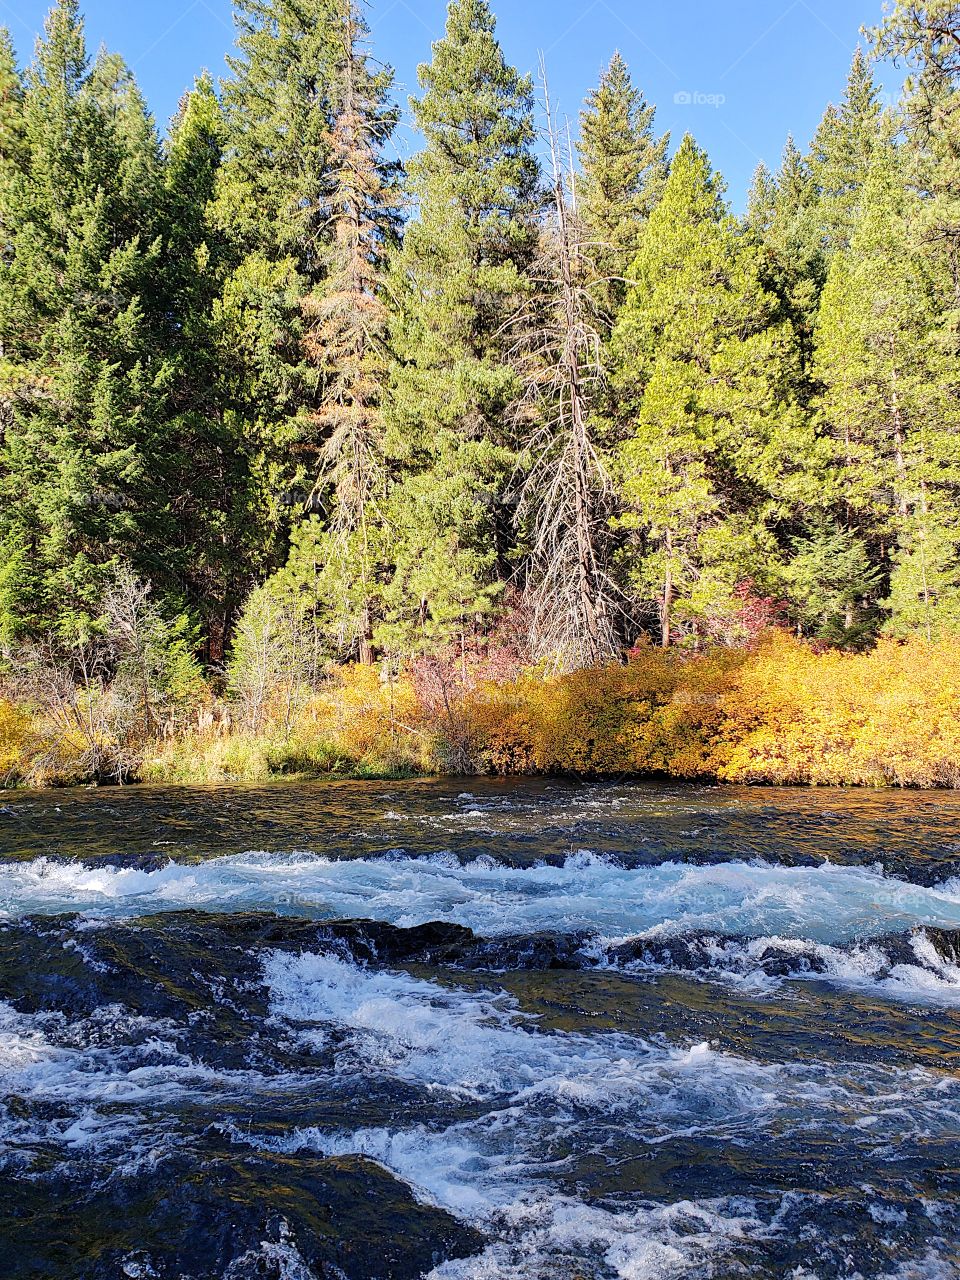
3, 631, 960, 790
2, 1, 960, 794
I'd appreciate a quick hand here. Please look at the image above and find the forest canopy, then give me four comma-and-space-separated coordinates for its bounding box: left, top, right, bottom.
0, 0, 958, 685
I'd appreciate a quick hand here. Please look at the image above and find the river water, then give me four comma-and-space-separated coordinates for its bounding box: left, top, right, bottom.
2, 779, 960, 1279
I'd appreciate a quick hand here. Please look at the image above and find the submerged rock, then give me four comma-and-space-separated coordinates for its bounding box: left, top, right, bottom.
4, 1145, 482, 1280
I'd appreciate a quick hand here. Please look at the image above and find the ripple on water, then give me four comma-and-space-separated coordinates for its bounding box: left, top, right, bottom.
5, 851, 960, 948
2, 781, 960, 1278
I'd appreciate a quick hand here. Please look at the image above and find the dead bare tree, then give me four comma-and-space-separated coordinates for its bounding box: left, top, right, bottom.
2, 567, 204, 783
509, 61, 622, 670
300, 0, 401, 664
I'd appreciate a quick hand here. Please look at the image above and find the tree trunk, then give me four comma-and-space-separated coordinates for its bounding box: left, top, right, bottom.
661, 527, 673, 648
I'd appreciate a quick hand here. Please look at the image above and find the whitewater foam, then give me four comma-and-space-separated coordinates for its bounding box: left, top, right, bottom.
263, 951, 960, 1149
247, 1121, 960, 1280
607, 929, 960, 1005
4, 851, 960, 947
0, 998, 322, 1168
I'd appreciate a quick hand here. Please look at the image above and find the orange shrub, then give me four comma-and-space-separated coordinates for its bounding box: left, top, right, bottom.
462, 648, 743, 778
456, 632, 960, 787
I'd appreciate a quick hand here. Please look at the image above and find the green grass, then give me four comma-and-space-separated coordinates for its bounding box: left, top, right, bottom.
140, 730, 425, 785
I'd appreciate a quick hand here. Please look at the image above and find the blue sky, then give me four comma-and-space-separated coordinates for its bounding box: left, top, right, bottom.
3, 0, 900, 206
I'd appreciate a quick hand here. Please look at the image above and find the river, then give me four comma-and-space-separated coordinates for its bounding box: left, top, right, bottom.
1, 779, 959, 1278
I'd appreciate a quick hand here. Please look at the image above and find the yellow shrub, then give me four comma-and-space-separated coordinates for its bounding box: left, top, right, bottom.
715, 633, 960, 787
9, 634, 960, 791
307, 665, 427, 772
462, 649, 742, 778
0, 699, 31, 785
456, 633, 960, 787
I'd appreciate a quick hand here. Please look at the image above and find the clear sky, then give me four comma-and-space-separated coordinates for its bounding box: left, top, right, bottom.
2, 0, 900, 206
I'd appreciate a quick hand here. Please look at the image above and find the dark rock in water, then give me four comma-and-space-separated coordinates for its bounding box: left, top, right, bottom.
605, 933, 835, 978
443, 930, 591, 971
2, 1144, 483, 1280
605, 927, 960, 982
925, 927, 960, 967
312, 918, 477, 965
605, 934, 740, 972
751, 945, 830, 977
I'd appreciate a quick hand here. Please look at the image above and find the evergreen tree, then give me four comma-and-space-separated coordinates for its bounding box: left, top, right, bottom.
281, 0, 402, 663
0, 1, 167, 637
0, 28, 24, 175
808, 48, 885, 256
781, 520, 881, 644
383, 0, 541, 654
874, 2, 960, 349
747, 136, 825, 368
218, 0, 336, 256
155, 73, 268, 659
813, 145, 960, 640
213, 0, 341, 537
576, 52, 667, 319
612, 135, 804, 646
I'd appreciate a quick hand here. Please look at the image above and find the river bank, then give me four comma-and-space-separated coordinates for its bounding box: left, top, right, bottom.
3, 631, 960, 790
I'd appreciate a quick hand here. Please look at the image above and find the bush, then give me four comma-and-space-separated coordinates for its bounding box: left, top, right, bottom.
462, 647, 741, 777
307, 664, 429, 774
8, 626, 960, 790
0, 699, 31, 785
458, 632, 960, 787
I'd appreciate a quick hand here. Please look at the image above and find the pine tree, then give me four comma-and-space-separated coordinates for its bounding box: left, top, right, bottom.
781, 520, 881, 645
0, 28, 23, 175
576, 52, 667, 319
0, 27, 24, 484
154, 73, 268, 660
813, 144, 960, 640
0, 1, 167, 637
218, 0, 336, 257
874, 2, 960, 349
281, 0, 402, 663
611, 135, 803, 646
747, 136, 825, 368
809, 48, 884, 256
213, 0, 341, 533
383, 0, 541, 654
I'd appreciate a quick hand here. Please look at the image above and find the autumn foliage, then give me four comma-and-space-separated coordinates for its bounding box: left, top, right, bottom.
5, 632, 960, 789
456, 632, 960, 787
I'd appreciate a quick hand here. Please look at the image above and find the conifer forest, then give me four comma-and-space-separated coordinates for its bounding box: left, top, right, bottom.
2, 0, 960, 786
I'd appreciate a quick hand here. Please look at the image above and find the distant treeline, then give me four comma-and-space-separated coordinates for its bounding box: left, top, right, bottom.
0, 0, 959, 679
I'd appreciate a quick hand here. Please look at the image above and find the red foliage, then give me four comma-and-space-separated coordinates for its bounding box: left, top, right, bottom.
731, 579, 789, 646
410, 602, 531, 714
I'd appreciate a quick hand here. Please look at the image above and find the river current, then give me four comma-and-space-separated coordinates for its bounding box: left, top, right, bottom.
2, 779, 960, 1278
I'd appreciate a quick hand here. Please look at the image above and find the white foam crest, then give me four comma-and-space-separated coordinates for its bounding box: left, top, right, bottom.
256, 1112, 782, 1280
243, 1119, 960, 1280
876, 1255, 960, 1280
235, 1118, 768, 1278
264, 949, 796, 1121
615, 930, 960, 1006
0, 999, 319, 1165
251, 1122, 520, 1219
0, 1002, 280, 1106
425, 1196, 766, 1280
223, 1222, 319, 1280
263, 951, 960, 1149
4, 851, 960, 946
